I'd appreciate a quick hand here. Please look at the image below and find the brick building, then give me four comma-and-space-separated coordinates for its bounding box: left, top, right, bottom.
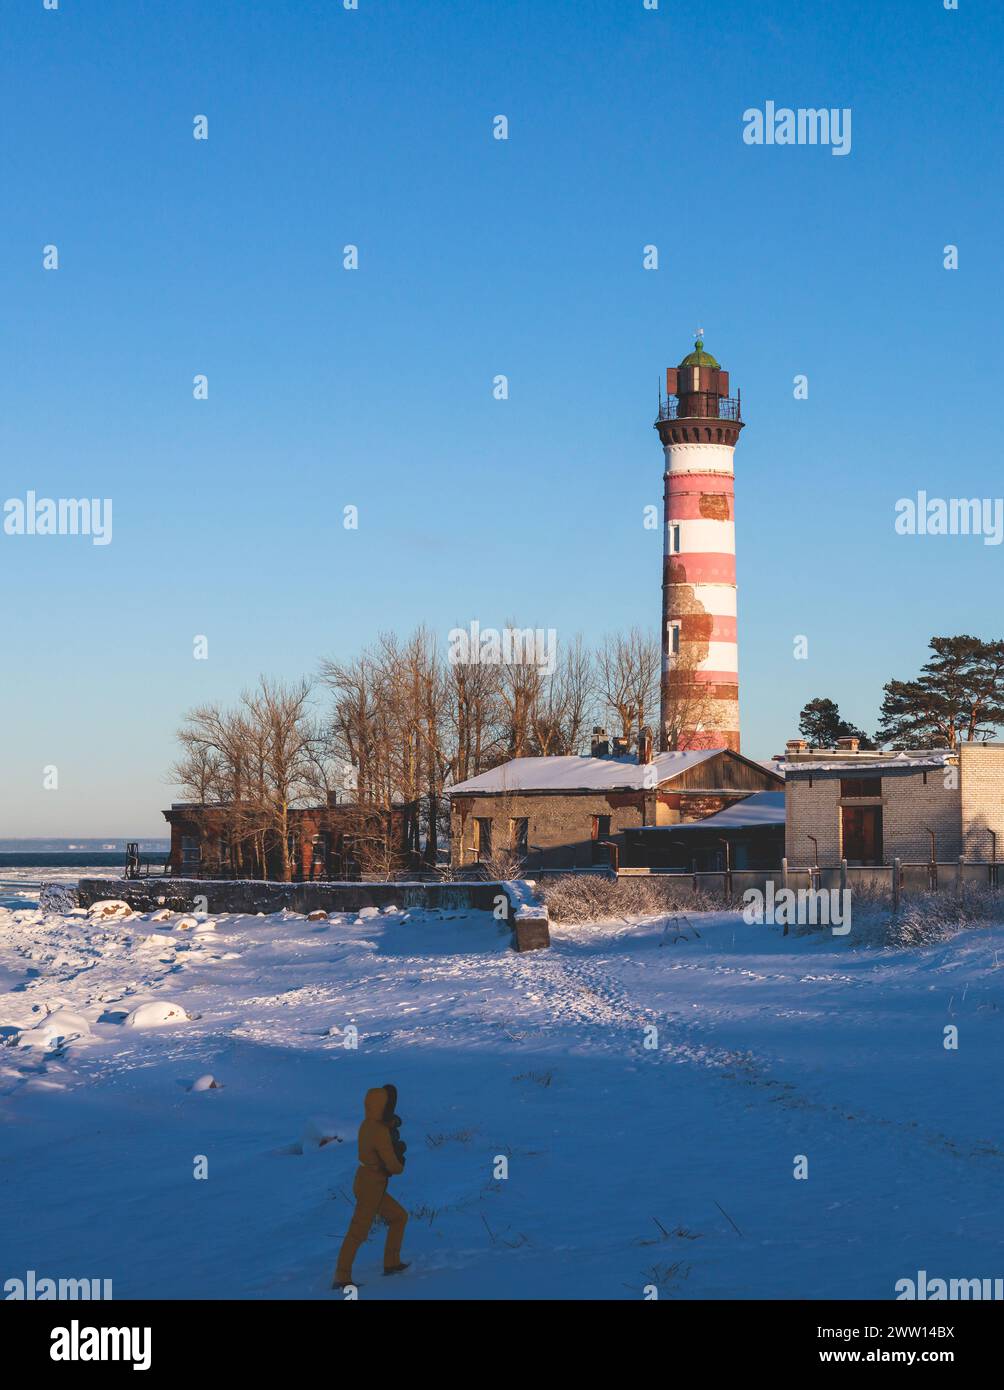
448, 737, 782, 872
162, 797, 421, 881
782, 737, 1004, 866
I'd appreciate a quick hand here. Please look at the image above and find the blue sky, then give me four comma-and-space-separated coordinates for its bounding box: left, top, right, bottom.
1, 0, 1001, 835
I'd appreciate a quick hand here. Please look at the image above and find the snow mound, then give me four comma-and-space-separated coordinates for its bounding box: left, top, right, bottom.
137, 933, 174, 952
357, 906, 381, 919
190, 1074, 220, 1092
124, 1001, 190, 1028
149, 908, 172, 923
19, 1008, 92, 1051
88, 900, 135, 921
307, 910, 328, 921
175, 916, 199, 930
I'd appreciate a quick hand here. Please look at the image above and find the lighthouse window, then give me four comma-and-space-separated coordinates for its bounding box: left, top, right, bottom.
668, 621, 681, 655
669, 524, 681, 553
692, 367, 700, 390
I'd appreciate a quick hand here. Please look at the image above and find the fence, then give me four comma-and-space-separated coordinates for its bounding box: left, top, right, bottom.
607, 857, 1001, 906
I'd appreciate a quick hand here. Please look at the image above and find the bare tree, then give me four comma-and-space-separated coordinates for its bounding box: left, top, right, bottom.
173, 677, 328, 881
596, 628, 659, 745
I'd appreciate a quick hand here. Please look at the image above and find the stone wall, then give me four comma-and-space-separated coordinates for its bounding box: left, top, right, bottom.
69, 877, 550, 952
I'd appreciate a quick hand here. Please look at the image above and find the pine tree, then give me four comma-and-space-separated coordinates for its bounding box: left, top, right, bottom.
798, 697, 875, 749
875, 636, 1004, 748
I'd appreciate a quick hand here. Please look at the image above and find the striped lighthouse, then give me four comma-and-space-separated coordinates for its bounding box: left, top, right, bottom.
654, 336, 744, 752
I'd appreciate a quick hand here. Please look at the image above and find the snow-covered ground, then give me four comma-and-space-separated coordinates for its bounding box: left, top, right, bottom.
1, 898, 1002, 1300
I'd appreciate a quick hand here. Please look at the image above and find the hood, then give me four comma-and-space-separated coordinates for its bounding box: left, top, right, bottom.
381, 1083, 398, 1121
364, 1086, 389, 1120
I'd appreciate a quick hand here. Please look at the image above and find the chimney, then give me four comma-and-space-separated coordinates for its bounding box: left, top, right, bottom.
591, 726, 610, 758
612, 735, 630, 757
836, 736, 860, 752
638, 726, 653, 765
786, 738, 808, 756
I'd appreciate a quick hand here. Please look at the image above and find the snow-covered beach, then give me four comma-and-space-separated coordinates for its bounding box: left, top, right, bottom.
2, 898, 1002, 1300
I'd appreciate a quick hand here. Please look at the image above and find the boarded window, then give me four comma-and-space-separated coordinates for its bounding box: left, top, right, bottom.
840, 777, 882, 798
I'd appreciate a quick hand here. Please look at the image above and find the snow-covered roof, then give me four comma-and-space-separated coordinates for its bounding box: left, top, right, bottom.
782, 751, 954, 779
448, 749, 725, 795
639, 791, 786, 832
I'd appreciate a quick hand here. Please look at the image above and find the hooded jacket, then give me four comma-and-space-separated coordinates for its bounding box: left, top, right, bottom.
357, 1086, 405, 1178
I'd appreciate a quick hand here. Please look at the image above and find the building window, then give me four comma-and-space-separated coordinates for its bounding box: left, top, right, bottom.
181, 835, 201, 872
509, 817, 529, 855
840, 777, 882, 798
592, 814, 612, 841
474, 817, 492, 861
310, 833, 330, 880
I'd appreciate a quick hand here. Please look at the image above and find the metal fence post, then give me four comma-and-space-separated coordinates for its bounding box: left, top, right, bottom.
892, 857, 901, 913
781, 856, 789, 890
840, 858, 847, 894
957, 855, 964, 894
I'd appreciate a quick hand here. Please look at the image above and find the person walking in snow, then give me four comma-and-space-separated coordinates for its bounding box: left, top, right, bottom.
332, 1085, 409, 1288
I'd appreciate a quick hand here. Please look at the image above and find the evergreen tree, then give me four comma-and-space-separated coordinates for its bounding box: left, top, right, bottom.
798, 697, 875, 749
875, 636, 1004, 749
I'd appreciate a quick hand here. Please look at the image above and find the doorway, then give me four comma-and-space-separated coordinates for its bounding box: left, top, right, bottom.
841, 806, 883, 864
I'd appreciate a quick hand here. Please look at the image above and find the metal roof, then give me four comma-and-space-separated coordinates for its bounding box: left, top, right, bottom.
636, 791, 786, 832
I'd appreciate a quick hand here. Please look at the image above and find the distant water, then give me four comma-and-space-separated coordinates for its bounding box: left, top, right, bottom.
0, 841, 169, 910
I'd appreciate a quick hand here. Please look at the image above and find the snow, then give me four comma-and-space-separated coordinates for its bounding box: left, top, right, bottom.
782, 752, 953, 777
643, 790, 786, 831
1, 897, 1003, 1299
124, 1000, 191, 1028
88, 899, 136, 921
449, 749, 725, 794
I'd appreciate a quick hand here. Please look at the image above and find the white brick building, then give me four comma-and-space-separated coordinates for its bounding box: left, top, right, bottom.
783, 738, 1004, 866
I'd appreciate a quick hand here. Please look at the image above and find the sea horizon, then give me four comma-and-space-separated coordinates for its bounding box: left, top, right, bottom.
0, 840, 170, 910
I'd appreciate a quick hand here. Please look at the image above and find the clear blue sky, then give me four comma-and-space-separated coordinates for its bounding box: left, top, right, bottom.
1, 0, 1001, 835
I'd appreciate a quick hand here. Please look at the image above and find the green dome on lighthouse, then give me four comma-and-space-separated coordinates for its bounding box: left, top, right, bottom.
678, 336, 720, 370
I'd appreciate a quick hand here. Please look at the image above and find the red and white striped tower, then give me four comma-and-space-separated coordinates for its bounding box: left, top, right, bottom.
654, 335, 744, 752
